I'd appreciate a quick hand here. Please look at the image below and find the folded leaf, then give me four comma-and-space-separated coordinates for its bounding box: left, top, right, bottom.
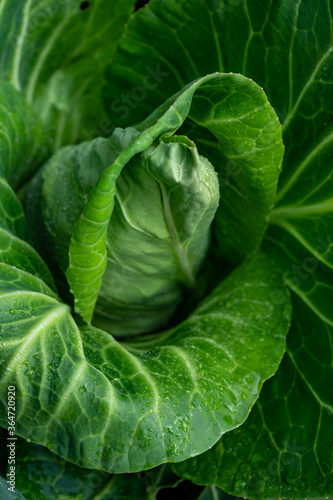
95, 134, 219, 335
64, 73, 283, 323
25, 136, 119, 293
29, 127, 219, 335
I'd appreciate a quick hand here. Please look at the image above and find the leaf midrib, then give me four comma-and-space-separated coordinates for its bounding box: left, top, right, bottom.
276, 130, 333, 203
282, 45, 333, 132
159, 182, 196, 289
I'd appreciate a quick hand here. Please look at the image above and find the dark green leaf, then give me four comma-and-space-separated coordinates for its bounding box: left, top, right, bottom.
0, 0, 136, 150
0, 81, 44, 188
174, 296, 333, 500
12, 437, 181, 500
0, 227, 291, 472
0, 81, 55, 288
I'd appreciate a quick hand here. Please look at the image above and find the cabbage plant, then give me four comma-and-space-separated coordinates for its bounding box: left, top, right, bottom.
0, 1, 332, 499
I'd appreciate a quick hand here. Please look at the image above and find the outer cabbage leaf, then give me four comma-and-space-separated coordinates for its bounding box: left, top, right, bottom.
0, 81, 45, 188
0, 0, 136, 150
0, 77, 289, 472
0, 81, 54, 287
0, 176, 291, 472
65, 72, 283, 323
174, 297, 333, 499
26, 130, 219, 336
